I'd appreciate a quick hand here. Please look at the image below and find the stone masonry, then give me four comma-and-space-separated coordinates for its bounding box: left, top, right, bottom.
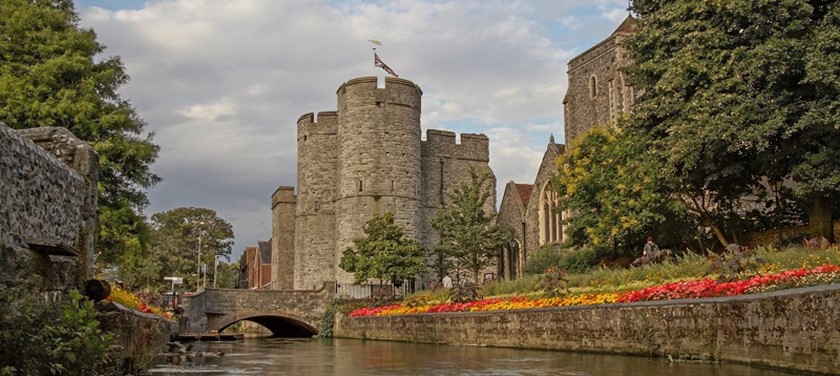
335, 284, 840, 375
563, 16, 635, 145
0, 124, 98, 291
496, 17, 636, 279
496, 137, 564, 279
272, 77, 495, 290
181, 282, 334, 336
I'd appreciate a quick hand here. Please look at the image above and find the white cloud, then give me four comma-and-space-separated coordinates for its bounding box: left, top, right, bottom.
557, 15, 581, 30
601, 8, 627, 22
181, 100, 237, 121
76, 0, 623, 258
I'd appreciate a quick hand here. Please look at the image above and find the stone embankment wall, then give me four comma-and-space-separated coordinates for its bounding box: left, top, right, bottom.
96, 301, 177, 374
335, 285, 840, 375
0, 124, 98, 290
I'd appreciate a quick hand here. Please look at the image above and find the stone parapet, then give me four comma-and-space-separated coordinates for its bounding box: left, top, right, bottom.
335, 285, 840, 375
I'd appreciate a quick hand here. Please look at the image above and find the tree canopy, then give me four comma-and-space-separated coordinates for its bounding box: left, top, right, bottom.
0, 0, 160, 264
553, 126, 690, 251
431, 168, 510, 282
621, 0, 839, 245
339, 212, 426, 285
124, 207, 235, 291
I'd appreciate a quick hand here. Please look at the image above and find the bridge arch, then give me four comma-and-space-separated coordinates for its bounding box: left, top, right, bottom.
212, 310, 318, 337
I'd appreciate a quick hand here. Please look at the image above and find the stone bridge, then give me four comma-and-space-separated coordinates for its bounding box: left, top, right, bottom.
180, 282, 334, 337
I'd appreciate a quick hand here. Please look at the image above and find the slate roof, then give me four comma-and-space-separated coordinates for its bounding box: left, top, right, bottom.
257, 240, 272, 264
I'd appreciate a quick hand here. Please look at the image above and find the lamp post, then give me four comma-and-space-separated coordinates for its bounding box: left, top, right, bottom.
195, 221, 205, 292
213, 255, 218, 288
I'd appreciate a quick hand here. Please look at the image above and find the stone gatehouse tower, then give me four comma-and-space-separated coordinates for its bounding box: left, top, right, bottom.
272, 76, 495, 290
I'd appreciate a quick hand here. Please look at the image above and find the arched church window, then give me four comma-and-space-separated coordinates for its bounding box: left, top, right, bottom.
589, 75, 598, 98
538, 183, 563, 245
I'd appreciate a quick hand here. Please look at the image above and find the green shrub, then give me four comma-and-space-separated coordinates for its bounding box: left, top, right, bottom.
560, 246, 600, 273
480, 275, 541, 297
0, 288, 113, 375
540, 267, 568, 297
524, 245, 564, 275
525, 245, 602, 275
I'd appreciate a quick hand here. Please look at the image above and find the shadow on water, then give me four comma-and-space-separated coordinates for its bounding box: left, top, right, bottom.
148, 337, 801, 376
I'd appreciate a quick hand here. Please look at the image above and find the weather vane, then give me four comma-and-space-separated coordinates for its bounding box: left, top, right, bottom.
368, 37, 398, 78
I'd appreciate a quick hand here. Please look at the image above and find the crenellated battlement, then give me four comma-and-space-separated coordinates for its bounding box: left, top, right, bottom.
422, 129, 490, 162
297, 111, 338, 134
276, 76, 495, 290
271, 186, 296, 208
337, 76, 422, 111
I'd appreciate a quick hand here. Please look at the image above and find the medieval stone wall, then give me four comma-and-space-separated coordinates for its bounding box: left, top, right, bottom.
334, 77, 424, 285
271, 187, 296, 290
420, 130, 495, 251
295, 111, 338, 290
496, 182, 528, 279
335, 285, 840, 375
564, 30, 634, 144
0, 124, 98, 290
521, 142, 564, 262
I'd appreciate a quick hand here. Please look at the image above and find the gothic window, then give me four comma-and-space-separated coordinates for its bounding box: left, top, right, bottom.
538, 183, 563, 245
589, 75, 598, 98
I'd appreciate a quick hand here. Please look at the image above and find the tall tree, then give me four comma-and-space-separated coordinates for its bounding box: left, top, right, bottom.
431, 168, 510, 283
798, 1, 840, 242
147, 207, 234, 291
339, 212, 426, 286
626, 0, 838, 244
213, 261, 239, 289
553, 126, 687, 251
0, 0, 160, 263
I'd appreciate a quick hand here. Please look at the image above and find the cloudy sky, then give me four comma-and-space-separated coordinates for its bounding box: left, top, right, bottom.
74, 0, 630, 261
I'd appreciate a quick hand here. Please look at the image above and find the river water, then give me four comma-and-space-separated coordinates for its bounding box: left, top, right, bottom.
148, 337, 798, 376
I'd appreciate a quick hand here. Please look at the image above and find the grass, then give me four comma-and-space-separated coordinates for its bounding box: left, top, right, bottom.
479, 245, 840, 298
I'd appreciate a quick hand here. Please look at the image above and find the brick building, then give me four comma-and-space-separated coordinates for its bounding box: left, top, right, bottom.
239, 240, 272, 289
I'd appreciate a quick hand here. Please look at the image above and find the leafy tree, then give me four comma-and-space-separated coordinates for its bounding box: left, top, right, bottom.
214, 261, 239, 289
431, 168, 510, 283
145, 207, 234, 291
626, 0, 839, 244
427, 244, 455, 283
553, 126, 680, 250
339, 212, 426, 286
0, 0, 160, 264
798, 1, 840, 241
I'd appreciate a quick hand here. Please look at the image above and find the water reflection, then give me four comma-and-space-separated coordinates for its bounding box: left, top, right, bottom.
148, 337, 798, 376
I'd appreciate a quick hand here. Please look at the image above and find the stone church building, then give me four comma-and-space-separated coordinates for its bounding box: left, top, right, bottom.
496, 16, 636, 279
270, 76, 495, 291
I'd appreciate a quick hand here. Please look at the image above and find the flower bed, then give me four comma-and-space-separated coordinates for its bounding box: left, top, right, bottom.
347, 264, 840, 317
108, 286, 174, 320
617, 264, 840, 303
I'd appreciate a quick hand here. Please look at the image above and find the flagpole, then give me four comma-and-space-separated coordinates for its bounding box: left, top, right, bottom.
369, 37, 382, 78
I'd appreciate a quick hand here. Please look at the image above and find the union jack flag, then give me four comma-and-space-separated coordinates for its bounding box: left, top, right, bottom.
374, 53, 399, 77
